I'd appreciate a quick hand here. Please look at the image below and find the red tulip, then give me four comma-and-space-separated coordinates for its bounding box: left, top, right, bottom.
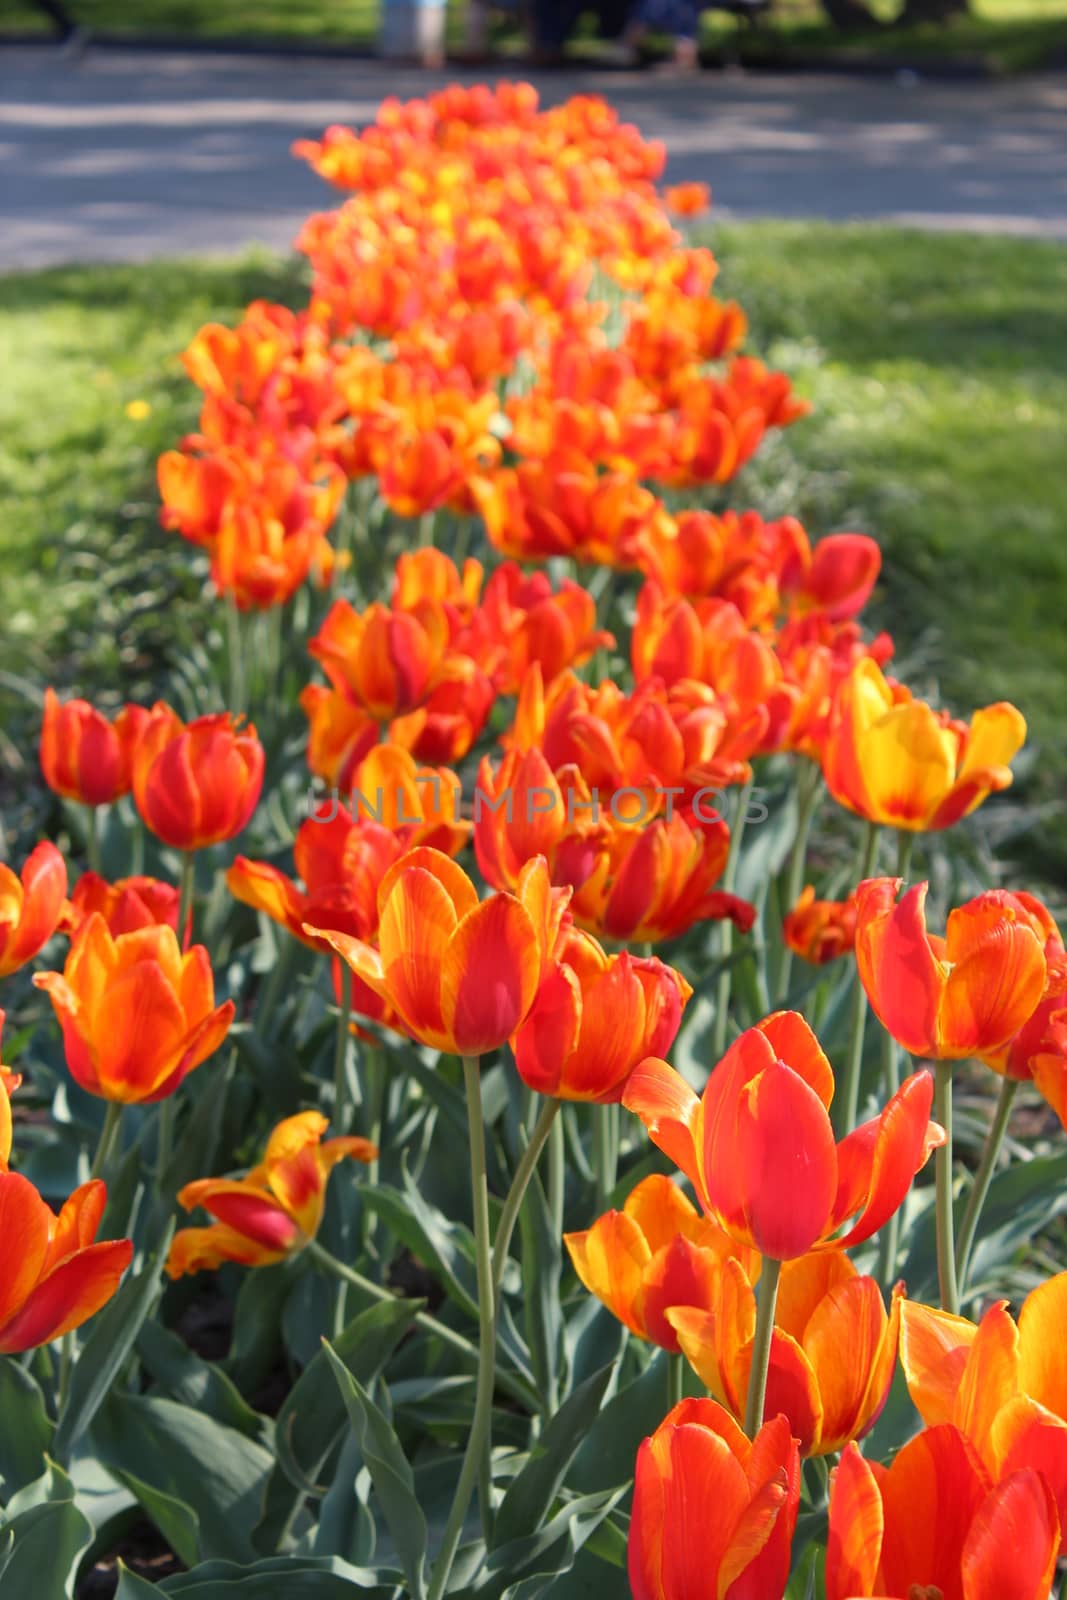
0, 841, 67, 978
40, 689, 148, 806
131, 704, 264, 851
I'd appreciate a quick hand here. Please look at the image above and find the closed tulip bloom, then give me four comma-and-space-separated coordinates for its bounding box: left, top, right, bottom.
900, 1280, 1067, 1540
827, 1429, 1059, 1600
854, 878, 1048, 1060
624, 1011, 944, 1260
669, 1251, 902, 1456
630, 1397, 800, 1600
564, 1174, 756, 1351
0, 1174, 132, 1353
0, 840, 68, 979
307, 849, 567, 1058
167, 1111, 376, 1277
34, 913, 234, 1103
309, 598, 445, 721
61, 872, 183, 940
822, 658, 1026, 831
132, 704, 264, 851
513, 928, 692, 1102
782, 886, 857, 966
40, 690, 148, 806
0, 1012, 22, 1170
663, 182, 710, 216
977, 892, 1067, 1122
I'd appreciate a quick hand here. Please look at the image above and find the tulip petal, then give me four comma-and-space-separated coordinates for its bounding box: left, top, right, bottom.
443, 895, 541, 1057
832, 1070, 942, 1249
179, 1179, 301, 1252
733, 1325, 824, 1455
565, 1211, 651, 1340
623, 1057, 707, 1209
898, 1299, 978, 1427
955, 1301, 1020, 1462
1018, 1271, 1067, 1418
775, 1250, 857, 1344
802, 1276, 892, 1455
512, 962, 582, 1098
629, 1435, 667, 1600
991, 1395, 1067, 1551
657, 1423, 759, 1600
940, 905, 1046, 1058
0, 1239, 132, 1352
854, 879, 943, 1057
167, 1222, 286, 1277
826, 1443, 884, 1600
961, 1469, 1059, 1600
957, 703, 1028, 782
756, 1012, 835, 1110
42, 1179, 107, 1273
878, 1424, 990, 1600
625, 1173, 706, 1255
0, 1172, 51, 1328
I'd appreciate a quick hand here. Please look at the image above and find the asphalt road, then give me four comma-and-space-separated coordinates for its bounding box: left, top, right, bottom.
1, 44, 1065, 268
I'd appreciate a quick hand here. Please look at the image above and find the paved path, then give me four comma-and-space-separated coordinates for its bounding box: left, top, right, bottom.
1, 44, 1065, 268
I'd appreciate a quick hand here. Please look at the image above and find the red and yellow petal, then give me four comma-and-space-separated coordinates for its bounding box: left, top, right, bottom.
826, 1443, 884, 1600
831, 1070, 943, 1249
623, 1057, 707, 1209
854, 879, 943, 1057
961, 1469, 1059, 1600
0, 1239, 132, 1352
442, 893, 542, 1057
899, 1299, 978, 1427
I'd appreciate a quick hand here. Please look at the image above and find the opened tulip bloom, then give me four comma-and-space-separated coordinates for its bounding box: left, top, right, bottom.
0, 1173, 132, 1352
35, 913, 234, 1102
827, 1428, 1059, 1600
899, 1281, 1067, 1538
167, 1111, 376, 1276
61, 872, 184, 940
822, 657, 1026, 830
669, 1250, 901, 1456
131, 703, 264, 851
564, 1174, 756, 1350
854, 878, 1048, 1060
630, 1397, 800, 1600
623, 1011, 943, 1260
0, 840, 67, 978
39, 689, 148, 807
306, 848, 566, 1057
513, 928, 691, 1101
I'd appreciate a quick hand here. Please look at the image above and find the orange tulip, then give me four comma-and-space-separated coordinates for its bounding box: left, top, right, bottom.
564, 1174, 755, 1350
976, 892, 1067, 1121
0, 1173, 132, 1353
513, 926, 691, 1102
39, 690, 148, 806
0, 1011, 22, 1171
475, 561, 614, 694
0, 840, 67, 979
307, 848, 567, 1058
624, 1011, 944, 1260
822, 658, 1026, 831
669, 1251, 902, 1456
167, 1111, 375, 1276
309, 597, 446, 721
131, 704, 264, 851
663, 182, 710, 217
61, 872, 184, 940
782, 886, 857, 966
299, 683, 382, 791
630, 1397, 800, 1600
854, 878, 1048, 1060
899, 1281, 1067, 1540
34, 913, 234, 1103
349, 744, 470, 856
827, 1429, 1059, 1600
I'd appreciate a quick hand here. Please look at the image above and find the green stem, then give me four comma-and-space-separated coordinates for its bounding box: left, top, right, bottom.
57, 1331, 74, 1414
176, 851, 196, 952
593, 1101, 618, 1211
86, 806, 103, 875
427, 1058, 496, 1600
305, 1239, 534, 1409
776, 762, 822, 1004
934, 1063, 960, 1316
491, 1098, 561, 1298
333, 965, 353, 1133
712, 778, 755, 1059
226, 597, 245, 716
955, 1075, 1018, 1298
89, 1101, 123, 1182
548, 1110, 565, 1241
156, 1099, 175, 1184
837, 821, 881, 1136
418, 511, 435, 548
667, 1351, 685, 1412
743, 1256, 782, 1437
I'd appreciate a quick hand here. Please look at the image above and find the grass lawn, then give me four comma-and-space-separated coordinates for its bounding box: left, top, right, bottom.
3, 0, 1067, 70
2, 225, 1065, 874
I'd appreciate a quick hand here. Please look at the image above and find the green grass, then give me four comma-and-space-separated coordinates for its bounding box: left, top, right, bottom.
4, 0, 1067, 70
1, 227, 1064, 872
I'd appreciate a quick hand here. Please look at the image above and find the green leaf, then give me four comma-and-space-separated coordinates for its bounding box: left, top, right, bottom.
110, 1467, 200, 1569
136, 1322, 267, 1443
567, 1351, 670, 1495
470, 1488, 625, 1599
785, 1540, 825, 1599
516, 1166, 563, 1413
224, 1263, 290, 1394
114, 1566, 162, 1600
54, 1224, 172, 1461
0, 1358, 53, 1498
362, 1173, 479, 1321
0, 1495, 93, 1599
492, 1363, 615, 1548
91, 1392, 273, 1564
322, 1341, 429, 1600
158, 1554, 396, 1595
312, 1433, 376, 1565
3, 1457, 76, 1517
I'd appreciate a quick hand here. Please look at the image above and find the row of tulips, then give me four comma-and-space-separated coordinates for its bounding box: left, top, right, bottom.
3, 82, 1063, 1600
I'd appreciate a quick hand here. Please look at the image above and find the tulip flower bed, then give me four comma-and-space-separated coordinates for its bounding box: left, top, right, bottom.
2, 84, 1066, 1600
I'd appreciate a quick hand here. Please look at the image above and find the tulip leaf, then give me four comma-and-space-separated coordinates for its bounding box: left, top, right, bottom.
468, 1487, 626, 1598
322, 1341, 429, 1600
53, 1223, 173, 1462
361, 1176, 480, 1321
567, 1350, 673, 1495
312, 1433, 376, 1565
110, 1466, 201, 1569
155, 1554, 398, 1594
114, 1566, 162, 1600
136, 1321, 268, 1443
515, 1165, 563, 1413
223, 1262, 290, 1394
492, 1362, 615, 1548
3, 1457, 77, 1517
0, 1493, 93, 1599
91, 1392, 273, 1564
0, 1358, 54, 1499
785, 1540, 825, 1599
